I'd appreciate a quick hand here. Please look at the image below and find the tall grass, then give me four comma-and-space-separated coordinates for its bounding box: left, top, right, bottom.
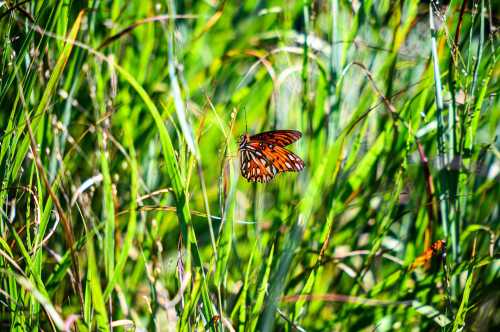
0, 1, 498, 331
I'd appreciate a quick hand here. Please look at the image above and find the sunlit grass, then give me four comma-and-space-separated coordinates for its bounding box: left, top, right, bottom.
0, 1, 498, 331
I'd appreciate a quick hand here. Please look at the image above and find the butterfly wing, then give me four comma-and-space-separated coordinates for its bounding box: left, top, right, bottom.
257, 143, 304, 173
249, 130, 302, 147
240, 142, 304, 182
239, 146, 277, 183
239, 130, 304, 183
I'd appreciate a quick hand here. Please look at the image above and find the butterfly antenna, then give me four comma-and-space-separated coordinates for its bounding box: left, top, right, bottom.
244, 107, 248, 133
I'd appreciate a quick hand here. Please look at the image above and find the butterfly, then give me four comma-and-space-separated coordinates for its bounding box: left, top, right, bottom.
238, 130, 304, 183
409, 240, 446, 271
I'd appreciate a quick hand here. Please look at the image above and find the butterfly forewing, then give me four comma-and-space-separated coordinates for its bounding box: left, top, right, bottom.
249, 130, 302, 147
239, 130, 304, 183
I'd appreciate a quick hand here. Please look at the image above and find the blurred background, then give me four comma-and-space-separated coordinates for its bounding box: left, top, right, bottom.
0, 0, 498, 331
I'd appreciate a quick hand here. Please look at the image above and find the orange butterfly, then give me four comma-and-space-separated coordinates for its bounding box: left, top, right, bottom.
409, 239, 446, 271
238, 130, 304, 183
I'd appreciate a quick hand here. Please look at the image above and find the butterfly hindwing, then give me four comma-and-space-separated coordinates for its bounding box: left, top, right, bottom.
239, 145, 277, 182
248, 142, 304, 173
268, 145, 304, 172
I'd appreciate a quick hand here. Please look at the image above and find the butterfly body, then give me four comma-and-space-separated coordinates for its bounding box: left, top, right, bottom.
238, 130, 304, 183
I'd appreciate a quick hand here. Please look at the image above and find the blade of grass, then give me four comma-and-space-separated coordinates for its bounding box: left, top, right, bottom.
103, 120, 139, 299
97, 112, 116, 281
250, 244, 275, 332
430, 2, 455, 262
5, 270, 66, 330
166, 0, 198, 158
86, 234, 110, 331
410, 300, 451, 327
238, 241, 257, 331
452, 269, 475, 331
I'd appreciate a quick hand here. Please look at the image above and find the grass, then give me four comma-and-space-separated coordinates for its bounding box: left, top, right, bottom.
0, 0, 499, 331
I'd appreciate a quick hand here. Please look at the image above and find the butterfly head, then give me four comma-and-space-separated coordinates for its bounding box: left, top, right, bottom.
238, 133, 249, 148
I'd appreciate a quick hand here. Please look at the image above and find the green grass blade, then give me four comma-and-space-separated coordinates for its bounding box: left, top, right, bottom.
103, 120, 139, 299
452, 268, 476, 332
86, 235, 110, 331
251, 244, 275, 332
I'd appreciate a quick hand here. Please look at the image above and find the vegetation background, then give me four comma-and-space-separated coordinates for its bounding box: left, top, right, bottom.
0, 0, 498, 331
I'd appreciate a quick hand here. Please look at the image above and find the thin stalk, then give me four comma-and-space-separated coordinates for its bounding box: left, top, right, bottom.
328, 0, 340, 140
470, 0, 485, 102
301, 0, 311, 135
430, 3, 458, 297
429, 3, 449, 234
